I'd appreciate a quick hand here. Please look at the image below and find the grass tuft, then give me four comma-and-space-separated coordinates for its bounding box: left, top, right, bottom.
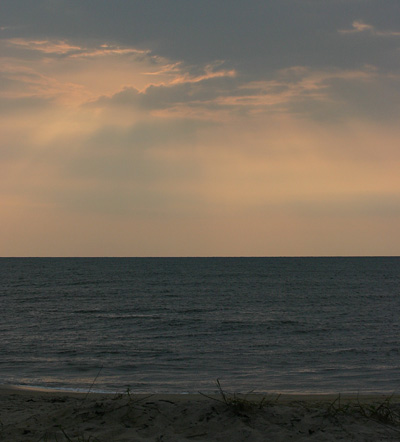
200, 379, 280, 414
326, 393, 400, 429
356, 394, 400, 427
326, 393, 352, 415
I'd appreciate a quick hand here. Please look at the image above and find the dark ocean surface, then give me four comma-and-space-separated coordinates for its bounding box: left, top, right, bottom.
1, 257, 399, 394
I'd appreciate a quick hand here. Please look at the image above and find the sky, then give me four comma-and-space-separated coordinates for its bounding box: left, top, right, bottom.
1, 0, 400, 257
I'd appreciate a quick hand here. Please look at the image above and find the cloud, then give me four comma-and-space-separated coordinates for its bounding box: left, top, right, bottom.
3, 0, 400, 74
1, 2, 400, 256
3, 35, 399, 142
339, 20, 400, 37
6, 38, 152, 59
90, 62, 400, 125
279, 67, 400, 123
93, 75, 239, 113
0, 38, 181, 107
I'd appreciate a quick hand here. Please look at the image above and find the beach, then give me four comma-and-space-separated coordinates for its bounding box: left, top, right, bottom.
1, 387, 399, 441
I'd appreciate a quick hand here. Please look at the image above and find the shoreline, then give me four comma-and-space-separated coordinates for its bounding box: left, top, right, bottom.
2, 382, 398, 395
1, 384, 398, 402
1, 387, 399, 441
2, 384, 398, 404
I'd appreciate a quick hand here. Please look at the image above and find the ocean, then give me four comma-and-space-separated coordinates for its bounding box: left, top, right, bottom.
1, 257, 399, 394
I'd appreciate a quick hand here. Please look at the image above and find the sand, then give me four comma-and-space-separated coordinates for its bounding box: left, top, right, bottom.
1, 386, 399, 441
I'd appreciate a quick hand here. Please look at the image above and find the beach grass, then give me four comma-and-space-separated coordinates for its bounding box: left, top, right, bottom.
325, 393, 400, 426
1, 385, 400, 441
199, 379, 280, 414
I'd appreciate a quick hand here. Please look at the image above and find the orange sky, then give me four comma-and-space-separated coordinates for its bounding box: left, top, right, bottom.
1, 3, 400, 256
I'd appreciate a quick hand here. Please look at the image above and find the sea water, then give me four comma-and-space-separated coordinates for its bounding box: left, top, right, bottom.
1, 257, 399, 394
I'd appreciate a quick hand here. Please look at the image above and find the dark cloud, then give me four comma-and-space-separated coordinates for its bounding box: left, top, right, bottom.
91, 65, 400, 123
281, 70, 400, 123
4, 0, 398, 124
1, 0, 399, 77
93, 75, 241, 111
